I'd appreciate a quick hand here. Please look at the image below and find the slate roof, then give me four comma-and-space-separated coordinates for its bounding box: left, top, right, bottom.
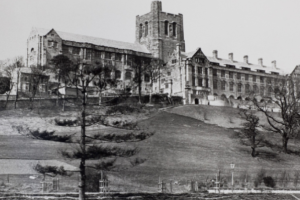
0, 159, 78, 174
181, 50, 285, 75
30, 27, 150, 54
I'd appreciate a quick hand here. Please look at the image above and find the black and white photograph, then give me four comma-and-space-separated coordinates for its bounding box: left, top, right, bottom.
0, 0, 300, 199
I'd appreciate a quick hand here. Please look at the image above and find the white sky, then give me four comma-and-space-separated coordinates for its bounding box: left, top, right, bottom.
0, 0, 299, 73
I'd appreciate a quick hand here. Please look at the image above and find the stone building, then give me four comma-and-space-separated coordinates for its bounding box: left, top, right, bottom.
25, 1, 288, 104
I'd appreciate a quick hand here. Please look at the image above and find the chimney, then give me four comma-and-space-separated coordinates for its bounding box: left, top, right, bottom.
228, 53, 233, 61
244, 55, 248, 64
258, 58, 263, 66
151, 1, 162, 12
213, 50, 218, 59
272, 60, 276, 68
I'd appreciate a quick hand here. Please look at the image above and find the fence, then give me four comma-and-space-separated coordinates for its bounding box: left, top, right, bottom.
41, 178, 60, 193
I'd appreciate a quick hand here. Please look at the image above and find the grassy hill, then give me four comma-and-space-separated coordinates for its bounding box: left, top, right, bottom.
1, 105, 300, 193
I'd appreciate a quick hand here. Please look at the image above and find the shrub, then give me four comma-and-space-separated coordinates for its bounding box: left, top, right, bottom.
30, 129, 72, 142
263, 176, 276, 188
106, 105, 139, 115
254, 168, 266, 187
54, 118, 78, 126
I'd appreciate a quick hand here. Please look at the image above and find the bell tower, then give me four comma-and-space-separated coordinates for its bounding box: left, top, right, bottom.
136, 1, 185, 63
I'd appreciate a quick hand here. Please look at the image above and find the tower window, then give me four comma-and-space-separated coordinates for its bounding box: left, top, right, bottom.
172, 22, 176, 36
145, 22, 148, 37
164, 21, 169, 35
139, 24, 143, 39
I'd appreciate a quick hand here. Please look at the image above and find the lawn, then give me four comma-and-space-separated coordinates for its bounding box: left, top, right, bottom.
1, 105, 300, 193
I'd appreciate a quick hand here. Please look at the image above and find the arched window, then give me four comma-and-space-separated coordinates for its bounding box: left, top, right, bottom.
164, 21, 169, 35
145, 22, 148, 37
139, 24, 143, 39
144, 73, 150, 82
115, 70, 121, 79
125, 71, 132, 80
172, 22, 176, 36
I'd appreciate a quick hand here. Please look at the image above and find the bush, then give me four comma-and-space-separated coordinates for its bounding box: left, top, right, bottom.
54, 117, 78, 126
30, 129, 72, 142
254, 168, 266, 187
106, 105, 139, 115
263, 176, 276, 188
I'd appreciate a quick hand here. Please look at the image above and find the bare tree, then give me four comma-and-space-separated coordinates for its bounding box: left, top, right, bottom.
144, 58, 166, 103
48, 55, 154, 200
13, 57, 25, 109
239, 110, 264, 157
250, 75, 300, 153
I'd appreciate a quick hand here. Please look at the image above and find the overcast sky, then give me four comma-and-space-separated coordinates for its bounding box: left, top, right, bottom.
0, 0, 299, 73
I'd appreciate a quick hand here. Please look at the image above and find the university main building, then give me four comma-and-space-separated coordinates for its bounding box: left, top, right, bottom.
27, 1, 286, 105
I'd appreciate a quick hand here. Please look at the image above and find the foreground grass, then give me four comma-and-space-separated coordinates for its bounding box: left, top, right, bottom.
1, 105, 300, 193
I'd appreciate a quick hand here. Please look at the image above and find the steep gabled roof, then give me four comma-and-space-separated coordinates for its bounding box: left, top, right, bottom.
30, 27, 150, 54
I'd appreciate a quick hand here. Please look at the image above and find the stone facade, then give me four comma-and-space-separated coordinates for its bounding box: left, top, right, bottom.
25, 1, 290, 105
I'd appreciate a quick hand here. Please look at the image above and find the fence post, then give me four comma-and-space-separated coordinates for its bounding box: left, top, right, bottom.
169, 180, 173, 193
162, 182, 167, 193
158, 176, 162, 193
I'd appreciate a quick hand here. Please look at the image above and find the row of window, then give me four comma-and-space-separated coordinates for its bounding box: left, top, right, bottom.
62, 46, 124, 61
191, 78, 209, 87
213, 81, 273, 94
212, 69, 276, 83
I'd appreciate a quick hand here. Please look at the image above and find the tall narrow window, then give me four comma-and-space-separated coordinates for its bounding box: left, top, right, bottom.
221, 81, 226, 90
86, 49, 92, 60
139, 24, 143, 39
230, 82, 234, 91
164, 21, 169, 35
145, 22, 148, 37
229, 72, 233, 78
213, 80, 218, 89
205, 68, 208, 75
115, 70, 121, 79
198, 67, 202, 74
213, 69, 217, 76
172, 22, 176, 36
198, 78, 203, 87
238, 84, 242, 92
125, 71, 131, 80
221, 70, 225, 77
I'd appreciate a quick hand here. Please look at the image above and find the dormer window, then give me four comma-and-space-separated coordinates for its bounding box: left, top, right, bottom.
257, 69, 265, 73
226, 65, 235, 69
242, 67, 250, 71
271, 72, 279, 75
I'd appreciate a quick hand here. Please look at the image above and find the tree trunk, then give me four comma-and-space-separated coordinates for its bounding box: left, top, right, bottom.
98, 89, 102, 105
14, 70, 19, 109
79, 89, 87, 200
282, 136, 289, 153
251, 147, 256, 157
4, 89, 12, 109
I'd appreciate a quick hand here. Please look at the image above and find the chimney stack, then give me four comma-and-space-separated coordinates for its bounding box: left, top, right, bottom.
228, 53, 233, 61
258, 58, 263, 66
213, 50, 218, 59
272, 60, 276, 68
244, 55, 248, 64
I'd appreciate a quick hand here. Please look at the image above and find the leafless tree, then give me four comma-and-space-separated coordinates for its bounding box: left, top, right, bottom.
239, 110, 264, 157
48, 55, 154, 200
144, 58, 167, 103
250, 75, 300, 153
